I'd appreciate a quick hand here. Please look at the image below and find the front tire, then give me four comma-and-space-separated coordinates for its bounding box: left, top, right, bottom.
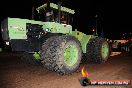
41, 35, 82, 75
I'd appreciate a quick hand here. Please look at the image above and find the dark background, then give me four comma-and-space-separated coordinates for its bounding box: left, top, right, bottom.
0, 0, 132, 48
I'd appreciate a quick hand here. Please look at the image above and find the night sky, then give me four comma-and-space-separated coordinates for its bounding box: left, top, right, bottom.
0, 0, 132, 45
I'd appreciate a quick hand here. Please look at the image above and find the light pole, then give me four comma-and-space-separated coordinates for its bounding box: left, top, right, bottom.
95, 14, 98, 35
32, 7, 35, 20
101, 28, 104, 38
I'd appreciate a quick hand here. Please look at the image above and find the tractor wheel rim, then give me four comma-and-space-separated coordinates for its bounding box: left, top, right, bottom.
101, 42, 109, 60
64, 44, 78, 66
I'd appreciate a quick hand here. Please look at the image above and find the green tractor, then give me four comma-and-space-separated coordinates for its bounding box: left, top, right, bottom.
1, 2, 110, 75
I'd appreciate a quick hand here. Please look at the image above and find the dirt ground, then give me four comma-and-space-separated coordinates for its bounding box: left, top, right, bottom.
0, 52, 132, 88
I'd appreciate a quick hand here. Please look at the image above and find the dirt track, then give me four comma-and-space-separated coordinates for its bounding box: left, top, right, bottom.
0, 52, 132, 88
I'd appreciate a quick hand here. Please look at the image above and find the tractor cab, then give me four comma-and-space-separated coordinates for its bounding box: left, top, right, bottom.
36, 3, 75, 25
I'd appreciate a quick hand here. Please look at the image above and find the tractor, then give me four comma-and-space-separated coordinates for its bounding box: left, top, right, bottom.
1, 2, 110, 75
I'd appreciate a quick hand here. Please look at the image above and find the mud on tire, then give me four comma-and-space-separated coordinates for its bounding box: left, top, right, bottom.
41, 35, 82, 75
86, 37, 110, 63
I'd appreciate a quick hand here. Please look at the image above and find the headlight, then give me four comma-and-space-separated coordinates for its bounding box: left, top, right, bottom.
45, 29, 49, 31
6, 41, 9, 45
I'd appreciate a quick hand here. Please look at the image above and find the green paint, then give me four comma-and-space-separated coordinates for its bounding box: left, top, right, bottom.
42, 22, 72, 34
36, 3, 75, 14
6, 18, 72, 40
64, 44, 78, 66
101, 42, 109, 59
8, 18, 27, 39
33, 52, 41, 61
71, 29, 97, 53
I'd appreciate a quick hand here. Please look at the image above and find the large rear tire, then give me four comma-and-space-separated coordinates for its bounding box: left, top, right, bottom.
41, 35, 82, 75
